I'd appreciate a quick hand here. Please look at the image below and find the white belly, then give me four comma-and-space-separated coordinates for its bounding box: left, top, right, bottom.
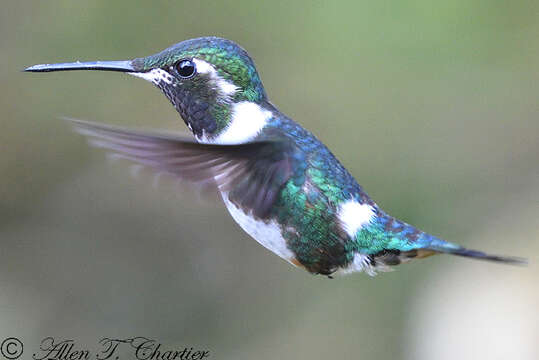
221, 193, 295, 263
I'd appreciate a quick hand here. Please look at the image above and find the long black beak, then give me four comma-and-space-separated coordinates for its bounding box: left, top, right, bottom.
24, 60, 135, 73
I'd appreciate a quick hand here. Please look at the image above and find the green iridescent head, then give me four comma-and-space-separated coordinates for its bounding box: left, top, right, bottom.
133, 37, 266, 101
25, 37, 268, 140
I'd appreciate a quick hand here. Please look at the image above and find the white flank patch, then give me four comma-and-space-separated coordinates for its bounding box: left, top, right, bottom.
128, 68, 174, 85
203, 101, 272, 145
222, 195, 296, 263
192, 58, 239, 96
336, 253, 378, 276
337, 253, 372, 274
337, 199, 375, 238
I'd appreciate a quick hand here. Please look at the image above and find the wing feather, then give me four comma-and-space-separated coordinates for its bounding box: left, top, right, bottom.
69, 119, 295, 218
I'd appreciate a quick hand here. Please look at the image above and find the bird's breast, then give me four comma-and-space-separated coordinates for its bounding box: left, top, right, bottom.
220, 192, 298, 265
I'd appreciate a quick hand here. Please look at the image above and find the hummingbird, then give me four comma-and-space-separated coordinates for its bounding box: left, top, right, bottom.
26, 37, 525, 276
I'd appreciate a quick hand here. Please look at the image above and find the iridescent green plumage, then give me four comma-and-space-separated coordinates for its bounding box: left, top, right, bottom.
25, 36, 526, 277
133, 37, 266, 102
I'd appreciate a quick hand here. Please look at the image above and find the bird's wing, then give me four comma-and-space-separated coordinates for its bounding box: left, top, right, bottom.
69, 119, 295, 218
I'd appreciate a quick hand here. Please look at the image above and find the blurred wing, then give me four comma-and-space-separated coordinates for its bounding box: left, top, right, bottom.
69, 119, 294, 218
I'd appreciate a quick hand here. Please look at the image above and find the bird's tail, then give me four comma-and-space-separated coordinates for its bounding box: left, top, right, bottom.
367, 214, 527, 267
425, 243, 527, 265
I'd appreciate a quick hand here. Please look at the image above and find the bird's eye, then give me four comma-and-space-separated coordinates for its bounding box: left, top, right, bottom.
175, 59, 196, 79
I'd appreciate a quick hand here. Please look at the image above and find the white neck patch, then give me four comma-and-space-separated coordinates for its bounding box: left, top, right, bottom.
130, 62, 267, 146
199, 101, 272, 145
337, 199, 375, 238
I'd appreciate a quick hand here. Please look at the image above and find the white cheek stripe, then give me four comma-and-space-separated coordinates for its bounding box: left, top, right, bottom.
129, 60, 238, 96
192, 58, 239, 96
128, 68, 173, 85
337, 199, 375, 238
205, 101, 272, 145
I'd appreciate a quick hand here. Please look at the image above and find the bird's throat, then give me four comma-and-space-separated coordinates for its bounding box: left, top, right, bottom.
197, 101, 273, 144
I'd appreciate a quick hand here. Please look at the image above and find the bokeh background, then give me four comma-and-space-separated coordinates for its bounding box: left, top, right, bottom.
2, 1, 538, 359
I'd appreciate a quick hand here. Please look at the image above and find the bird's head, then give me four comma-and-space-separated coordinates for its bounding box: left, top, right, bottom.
26, 37, 269, 142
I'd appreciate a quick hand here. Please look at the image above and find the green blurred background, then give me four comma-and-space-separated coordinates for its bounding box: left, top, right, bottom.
1, 1, 538, 359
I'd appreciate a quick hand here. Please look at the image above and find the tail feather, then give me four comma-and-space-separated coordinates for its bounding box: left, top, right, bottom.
428, 245, 527, 265
365, 214, 527, 267
444, 247, 527, 265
